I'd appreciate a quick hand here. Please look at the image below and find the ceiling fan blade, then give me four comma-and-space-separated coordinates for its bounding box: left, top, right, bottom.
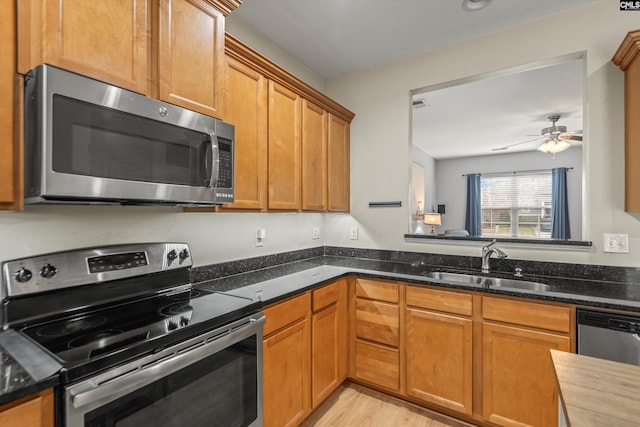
559, 133, 582, 141
492, 137, 541, 151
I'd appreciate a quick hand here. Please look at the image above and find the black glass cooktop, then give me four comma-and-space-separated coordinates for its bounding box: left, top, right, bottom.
20, 288, 260, 382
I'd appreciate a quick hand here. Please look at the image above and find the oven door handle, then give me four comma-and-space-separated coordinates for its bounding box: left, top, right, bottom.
71, 367, 150, 409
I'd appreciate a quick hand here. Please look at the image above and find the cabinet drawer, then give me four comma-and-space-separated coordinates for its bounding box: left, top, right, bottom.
355, 299, 399, 346
313, 281, 339, 312
354, 340, 400, 391
406, 286, 473, 316
355, 278, 398, 303
263, 292, 311, 336
482, 296, 571, 333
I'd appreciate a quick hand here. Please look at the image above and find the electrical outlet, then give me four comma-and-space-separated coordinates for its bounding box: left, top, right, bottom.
312, 227, 320, 240
256, 228, 266, 247
350, 226, 359, 240
603, 233, 629, 253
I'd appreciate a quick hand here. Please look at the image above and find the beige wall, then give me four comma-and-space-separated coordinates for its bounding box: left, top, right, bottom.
2, 1, 639, 269
323, 0, 640, 267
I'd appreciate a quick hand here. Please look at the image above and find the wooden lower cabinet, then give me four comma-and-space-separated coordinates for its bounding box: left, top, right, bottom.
481, 296, 572, 427
347, 281, 574, 427
262, 280, 347, 427
311, 279, 348, 407
0, 389, 54, 427
351, 278, 401, 392
482, 322, 570, 427
405, 307, 473, 415
262, 293, 311, 427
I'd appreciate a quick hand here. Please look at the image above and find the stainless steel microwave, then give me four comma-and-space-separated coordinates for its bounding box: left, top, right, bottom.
23, 64, 234, 206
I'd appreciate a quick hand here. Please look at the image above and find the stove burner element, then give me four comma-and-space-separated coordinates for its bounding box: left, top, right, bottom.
160, 303, 194, 317
36, 315, 107, 337
68, 329, 123, 348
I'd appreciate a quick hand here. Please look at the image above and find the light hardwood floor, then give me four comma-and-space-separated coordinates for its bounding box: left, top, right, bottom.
300, 383, 477, 427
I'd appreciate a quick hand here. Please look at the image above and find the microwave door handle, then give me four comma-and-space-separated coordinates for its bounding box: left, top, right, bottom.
207, 133, 219, 188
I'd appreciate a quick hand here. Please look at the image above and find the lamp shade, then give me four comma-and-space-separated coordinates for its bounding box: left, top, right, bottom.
424, 213, 441, 235
423, 213, 441, 226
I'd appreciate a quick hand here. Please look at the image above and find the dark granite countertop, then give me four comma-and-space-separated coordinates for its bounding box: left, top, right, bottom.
0, 330, 61, 406
195, 255, 640, 313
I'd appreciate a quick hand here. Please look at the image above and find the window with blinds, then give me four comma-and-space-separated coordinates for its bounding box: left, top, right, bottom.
480, 172, 552, 238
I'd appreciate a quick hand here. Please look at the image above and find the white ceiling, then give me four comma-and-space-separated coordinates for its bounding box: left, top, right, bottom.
232, 0, 593, 159
232, 0, 595, 79
412, 56, 584, 159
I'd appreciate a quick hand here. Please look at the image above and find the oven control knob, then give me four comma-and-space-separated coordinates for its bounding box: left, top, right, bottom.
167, 320, 178, 331
14, 267, 33, 283
39, 264, 57, 279
167, 250, 178, 261
179, 249, 190, 260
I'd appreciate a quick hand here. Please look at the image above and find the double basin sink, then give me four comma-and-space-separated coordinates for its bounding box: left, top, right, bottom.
425, 271, 551, 292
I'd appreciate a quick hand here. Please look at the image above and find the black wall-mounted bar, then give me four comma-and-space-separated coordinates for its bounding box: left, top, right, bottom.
369, 201, 402, 208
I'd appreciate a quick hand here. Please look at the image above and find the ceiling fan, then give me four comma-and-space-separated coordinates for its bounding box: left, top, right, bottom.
492, 115, 582, 154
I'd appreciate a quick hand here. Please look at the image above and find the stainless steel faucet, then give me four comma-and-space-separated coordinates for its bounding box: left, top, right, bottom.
481, 240, 508, 273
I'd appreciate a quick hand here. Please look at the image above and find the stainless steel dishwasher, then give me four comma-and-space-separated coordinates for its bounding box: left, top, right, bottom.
577, 309, 640, 366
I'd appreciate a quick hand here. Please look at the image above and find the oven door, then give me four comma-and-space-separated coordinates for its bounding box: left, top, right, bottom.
64, 314, 264, 427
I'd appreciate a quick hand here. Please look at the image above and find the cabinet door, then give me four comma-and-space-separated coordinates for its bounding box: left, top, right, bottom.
0, 389, 54, 427
482, 322, 570, 427
158, 0, 225, 118
0, 0, 18, 210
405, 308, 473, 415
264, 318, 311, 427
327, 114, 350, 212
222, 56, 268, 210
311, 280, 348, 408
268, 81, 301, 210
312, 304, 340, 408
19, 0, 149, 94
301, 100, 327, 211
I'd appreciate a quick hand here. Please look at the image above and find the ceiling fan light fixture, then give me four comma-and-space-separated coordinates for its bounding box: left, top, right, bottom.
462, 0, 494, 11
537, 138, 571, 154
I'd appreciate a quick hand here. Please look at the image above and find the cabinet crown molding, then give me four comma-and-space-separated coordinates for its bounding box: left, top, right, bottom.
207, 0, 241, 16
225, 33, 355, 123
613, 29, 640, 71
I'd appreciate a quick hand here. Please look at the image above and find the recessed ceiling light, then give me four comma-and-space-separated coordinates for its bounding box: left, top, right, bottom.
462, 0, 494, 11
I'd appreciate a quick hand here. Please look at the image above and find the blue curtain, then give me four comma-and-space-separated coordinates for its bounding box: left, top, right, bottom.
551, 168, 571, 239
465, 174, 481, 236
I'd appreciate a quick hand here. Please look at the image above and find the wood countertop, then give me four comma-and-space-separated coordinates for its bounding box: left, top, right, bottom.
550, 349, 640, 427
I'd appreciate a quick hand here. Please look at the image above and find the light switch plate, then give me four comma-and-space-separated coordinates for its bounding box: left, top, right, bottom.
350, 226, 359, 240
603, 233, 629, 253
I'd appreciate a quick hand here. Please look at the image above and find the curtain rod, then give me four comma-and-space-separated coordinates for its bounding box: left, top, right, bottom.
462, 167, 574, 177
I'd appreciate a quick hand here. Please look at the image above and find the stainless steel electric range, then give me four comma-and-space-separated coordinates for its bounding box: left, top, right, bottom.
1, 243, 264, 427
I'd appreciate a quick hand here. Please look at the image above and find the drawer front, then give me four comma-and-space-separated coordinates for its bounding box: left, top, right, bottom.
354, 340, 400, 391
482, 296, 572, 333
263, 292, 311, 336
406, 286, 473, 316
355, 278, 398, 303
355, 298, 399, 346
313, 281, 340, 312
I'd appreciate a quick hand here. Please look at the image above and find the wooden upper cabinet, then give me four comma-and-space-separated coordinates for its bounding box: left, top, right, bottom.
158, 0, 225, 118
221, 56, 268, 210
18, 0, 150, 94
327, 114, 350, 212
301, 100, 327, 211
268, 81, 302, 210
0, 0, 20, 210
613, 30, 640, 212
